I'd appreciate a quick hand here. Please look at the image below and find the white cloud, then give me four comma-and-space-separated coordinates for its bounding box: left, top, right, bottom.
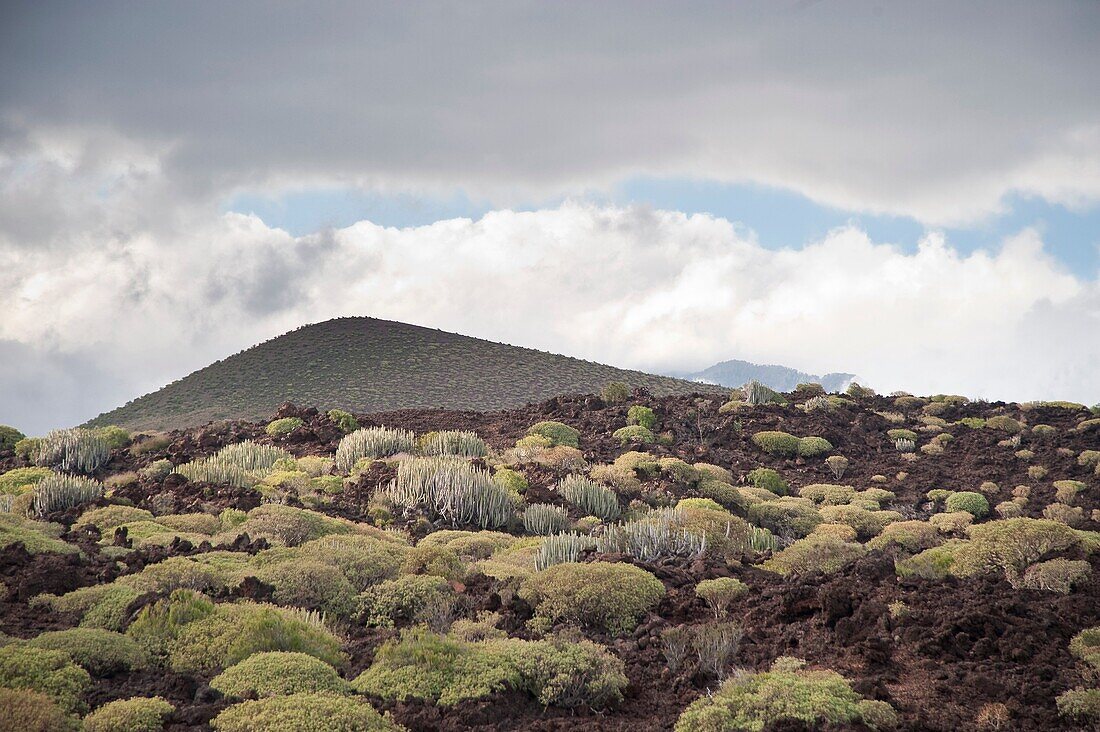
2, 200, 1097, 433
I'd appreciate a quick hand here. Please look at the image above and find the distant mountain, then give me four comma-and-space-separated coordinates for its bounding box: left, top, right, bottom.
675, 358, 857, 393
86, 317, 727, 431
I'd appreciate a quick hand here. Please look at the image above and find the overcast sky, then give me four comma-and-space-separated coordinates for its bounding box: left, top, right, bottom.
2, 1, 1099, 434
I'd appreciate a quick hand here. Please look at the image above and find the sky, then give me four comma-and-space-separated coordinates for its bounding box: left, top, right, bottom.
1, 1, 1099, 434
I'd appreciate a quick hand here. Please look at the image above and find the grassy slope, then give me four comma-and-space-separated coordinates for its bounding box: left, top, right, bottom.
86, 317, 725, 430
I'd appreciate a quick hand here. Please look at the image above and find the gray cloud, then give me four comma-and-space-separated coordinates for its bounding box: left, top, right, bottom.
2, 1, 1099, 223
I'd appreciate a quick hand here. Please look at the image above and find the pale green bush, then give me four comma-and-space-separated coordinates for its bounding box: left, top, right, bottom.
82, 696, 174, 732
0, 644, 91, 713
212, 693, 400, 732
27, 628, 147, 675
0, 688, 78, 732
211, 651, 351, 698
519, 562, 664, 635
527, 421, 580, 448
762, 535, 866, 576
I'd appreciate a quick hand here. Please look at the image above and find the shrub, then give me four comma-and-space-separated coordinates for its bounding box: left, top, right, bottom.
501, 635, 628, 708
762, 535, 866, 576
887, 429, 918, 442
0, 425, 25, 452
401, 543, 465, 582
695, 578, 748, 618
524, 503, 571, 535
797, 436, 833, 457
419, 430, 487, 458
31, 474, 103, 518
1054, 480, 1086, 504
799, 483, 856, 505
82, 696, 174, 732
995, 501, 1023, 519
895, 543, 960, 580
746, 467, 788, 496
0, 644, 91, 713
27, 628, 147, 675
265, 417, 304, 437
94, 426, 132, 450
0, 688, 78, 731
674, 657, 893, 732
236, 504, 355, 546
357, 575, 453, 627
327, 409, 359, 433
1056, 689, 1100, 724
692, 622, 743, 679
258, 559, 358, 616
812, 523, 859, 542
520, 562, 664, 635
747, 498, 822, 539
212, 693, 401, 732
34, 429, 110, 474
298, 534, 406, 591
1043, 502, 1084, 526
1018, 558, 1090, 593
120, 556, 230, 594
493, 467, 528, 495
678, 497, 725, 512
945, 491, 989, 518
752, 431, 800, 457
0, 466, 53, 495
34, 584, 142, 632
601, 382, 630, 404
657, 458, 701, 485
953, 518, 1081, 586
1069, 626, 1100, 671
612, 425, 654, 446
928, 511, 974, 533
867, 520, 942, 553
626, 406, 657, 429
825, 455, 849, 480
211, 651, 350, 698
819, 505, 900, 539
1079, 450, 1100, 468
418, 530, 514, 560
559, 474, 620, 521
984, 415, 1023, 433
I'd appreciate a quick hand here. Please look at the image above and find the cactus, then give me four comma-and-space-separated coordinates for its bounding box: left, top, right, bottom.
596, 508, 706, 562
559, 475, 620, 521
175, 441, 291, 487
35, 428, 110, 474
747, 525, 779, 553
334, 427, 416, 472
523, 503, 571, 535
895, 438, 916, 453
382, 457, 515, 529
32, 474, 103, 517
419, 430, 487, 458
534, 532, 595, 571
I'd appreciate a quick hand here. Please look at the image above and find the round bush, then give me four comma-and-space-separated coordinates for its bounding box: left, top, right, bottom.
212, 693, 401, 732
751, 431, 801, 457
326, 409, 359, 433
82, 696, 174, 732
944, 491, 989, 518
0, 644, 92, 713
519, 562, 664, 635
211, 651, 351, 698
526, 421, 580, 448
626, 406, 656, 429
0, 687, 78, 731
797, 436, 833, 457
298, 534, 406, 591
265, 418, 304, 437
0, 425, 25, 452
27, 628, 148, 675
612, 425, 654, 446
257, 559, 358, 616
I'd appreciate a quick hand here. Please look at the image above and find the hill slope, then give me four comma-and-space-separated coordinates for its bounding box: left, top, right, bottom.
86, 317, 727, 430
679, 358, 856, 393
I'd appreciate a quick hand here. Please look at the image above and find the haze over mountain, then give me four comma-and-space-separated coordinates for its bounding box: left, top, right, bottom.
85, 318, 727, 431
674, 359, 857, 394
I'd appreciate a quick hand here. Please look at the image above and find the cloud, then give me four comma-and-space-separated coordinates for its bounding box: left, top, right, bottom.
2, 2, 1099, 224
2, 201, 1097, 432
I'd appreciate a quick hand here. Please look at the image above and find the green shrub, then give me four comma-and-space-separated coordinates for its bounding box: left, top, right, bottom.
627, 406, 657, 429
519, 562, 664, 635
493, 467, 528, 495
34, 584, 142, 632
265, 417, 304, 437
1056, 689, 1100, 724
212, 693, 401, 732
0, 688, 78, 732
953, 518, 1080, 586
138, 459, 174, 481
27, 628, 147, 675
746, 467, 788, 496
798, 483, 856, 505
678, 498, 725, 512
867, 521, 941, 553
298, 534, 406, 591
612, 425, 654, 446
352, 628, 517, 705
762, 535, 866, 576
894, 543, 960, 580
401, 543, 466, 582
797, 436, 833, 457
236, 505, 355, 546
0, 644, 91, 713
82, 696, 174, 732
501, 635, 628, 708
0, 513, 78, 555
0, 466, 53, 495
326, 409, 359, 434
945, 491, 989, 517
417, 530, 514, 560
357, 575, 453, 628
751, 431, 800, 457
674, 657, 894, 731
94, 426, 132, 450
886, 429, 918, 442
1069, 626, 1100, 671
985, 415, 1023, 433
1019, 558, 1091, 593
0, 424, 25, 451
819, 505, 900, 538
695, 578, 748, 618
120, 556, 230, 594
747, 497, 822, 539
601, 382, 631, 404
211, 651, 351, 698
957, 417, 986, 429
559, 474, 620, 521
257, 559, 358, 616
158, 512, 221, 534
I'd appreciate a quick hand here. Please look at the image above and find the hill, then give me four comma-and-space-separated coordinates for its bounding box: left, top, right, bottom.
85, 317, 727, 430
678, 358, 856, 393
